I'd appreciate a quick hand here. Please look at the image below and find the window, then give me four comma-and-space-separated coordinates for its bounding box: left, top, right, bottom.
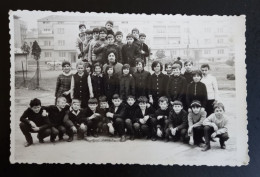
204, 27, 211, 33
168, 26, 180, 33
204, 49, 211, 55
58, 40, 65, 46
154, 26, 166, 33
217, 28, 223, 33
58, 28, 64, 34
42, 28, 52, 34
168, 37, 180, 44
44, 41, 51, 46
218, 49, 224, 54
204, 39, 211, 44
217, 38, 224, 44
44, 52, 52, 57
59, 51, 66, 57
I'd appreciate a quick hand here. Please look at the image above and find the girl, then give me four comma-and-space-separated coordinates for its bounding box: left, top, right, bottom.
91, 62, 105, 99
85, 62, 92, 75
119, 64, 135, 101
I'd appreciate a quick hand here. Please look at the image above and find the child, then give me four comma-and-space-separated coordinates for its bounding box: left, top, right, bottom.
119, 64, 135, 101
102, 34, 122, 63
105, 20, 114, 36
133, 58, 150, 98
133, 96, 156, 141
83, 29, 93, 62
202, 103, 229, 151
124, 95, 139, 140
91, 62, 105, 99
115, 31, 124, 62
106, 94, 126, 142
154, 96, 170, 141
103, 49, 123, 78
200, 64, 219, 116
55, 61, 72, 104
76, 24, 88, 61
186, 70, 208, 110
132, 28, 142, 49
87, 28, 100, 64
19, 98, 51, 147
187, 100, 207, 147
85, 62, 92, 75
165, 100, 189, 143
63, 99, 87, 142
166, 63, 187, 103
165, 62, 173, 77
139, 33, 149, 66
71, 61, 94, 108
148, 61, 166, 109
103, 65, 119, 105
44, 97, 70, 142
93, 27, 108, 65
121, 33, 141, 73
183, 60, 194, 84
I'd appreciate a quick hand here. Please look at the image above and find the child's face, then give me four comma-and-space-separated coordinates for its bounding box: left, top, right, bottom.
105, 23, 113, 30
159, 101, 168, 110
57, 99, 67, 109
172, 68, 181, 76
139, 36, 146, 43
192, 106, 201, 114
136, 62, 143, 71
79, 26, 86, 33
93, 32, 99, 39
62, 64, 71, 74
132, 31, 139, 39
107, 68, 114, 75
31, 105, 41, 113
173, 105, 183, 114
154, 63, 161, 73
193, 74, 202, 83
139, 102, 147, 110
95, 66, 102, 74
184, 62, 193, 72
77, 65, 85, 74
108, 53, 116, 64
100, 102, 108, 109
86, 67, 91, 73
72, 102, 81, 111
88, 103, 98, 111
116, 35, 123, 42
86, 33, 93, 39
165, 65, 173, 75
112, 98, 122, 107
126, 37, 134, 44
123, 68, 130, 75
99, 31, 107, 39
201, 67, 209, 76
108, 37, 115, 44
127, 98, 135, 106
214, 107, 224, 119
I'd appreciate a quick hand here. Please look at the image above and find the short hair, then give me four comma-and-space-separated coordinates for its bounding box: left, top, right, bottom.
85, 29, 93, 34
184, 60, 193, 66
99, 27, 107, 34
106, 20, 114, 26
107, 34, 115, 39
29, 98, 41, 107
139, 33, 146, 38
177, 57, 181, 61
173, 60, 182, 68
92, 28, 100, 33
135, 58, 144, 67
112, 94, 121, 100
79, 24, 86, 29
158, 96, 168, 103
85, 62, 92, 70
151, 61, 163, 71
88, 98, 98, 104
122, 64, 130, 71
93, 62, 103, 72
201, 64, 210, 70
127, 95, 136, 100
72, 99, 81, 105
138, 96, 148, 103
76, 61, 85, 68
192, 70, 203, 77
172, 63, 181, 70
190, 100, 201, 107
213, 102, 225, 112
126, 33, 135, 39
132, 28, 139, 34
164, 62, 173, 71
57, 97, 67, 104
98, 95, 107, 103
115, 31, 123, 36
62, 61, 71, 67
172, 100, 183, 106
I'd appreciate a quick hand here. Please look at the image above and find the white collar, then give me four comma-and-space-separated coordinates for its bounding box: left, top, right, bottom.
62, 71, 72, 76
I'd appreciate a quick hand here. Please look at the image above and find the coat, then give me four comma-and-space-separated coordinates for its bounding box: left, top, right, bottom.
186, 82, 208, 108
121, 44, 141, 67
133, 69, 150, 98
119, 74, 135, 100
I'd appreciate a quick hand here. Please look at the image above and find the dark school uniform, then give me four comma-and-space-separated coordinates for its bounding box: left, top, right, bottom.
124, 103, 139, 136
183, 71, 193, 85
140, 42, 149, 65
108, 103, 126, 136
91, 73, 105, 99
153, 107, 170, 137
115, 41, 124, 63
55, 73, 72, 104
103, 74, 119, 104
83, 107, 103, 135
186, 82, 208, 109
166, 75, 187, 102
121, 43, 141, 67
98, 107, 111, 134
133, 69, 150, 98
119, 74, 135, 101
93, 39, 108, 65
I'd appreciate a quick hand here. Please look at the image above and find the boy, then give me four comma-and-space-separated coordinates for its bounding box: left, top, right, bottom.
106, 94, 126, 142
154, 96, 170, 141
20, 98, 51, 147
133, 58, 150, 98
187, 100, 207, 147
121, 33, 141, 73
124, 95, 139, 140
105, 20, 114, 36
115, 31, 124, 62
139, 33, 149, 66
63, 99, 87, 142
83, 29, 93, 62
183, 60, 194, 84
186, 70, 208, 110
200, 64, 219, 116
132, 28, 142, 49
202, 103, 229, 151
119, 64, 135, 101
165, 101, 189, 143
166, 63, 187, 103
91, 62, 105, 99
165, 62, 173, 77
93, 27, 108, 65
133, 96, 156, 141
76, 24, 88, 61
87, 28, 99, 64
44, 97, 70, 142
102, 34, 122, 63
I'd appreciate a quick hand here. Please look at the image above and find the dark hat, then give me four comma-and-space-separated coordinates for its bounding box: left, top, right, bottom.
126, 33, 134, 39
62, 61, 71, 67
172, 100, 183, 106
190, 100, 202, 107
139, 33, 146, 38
106, 20, 114, 26
115, 31, 123, 36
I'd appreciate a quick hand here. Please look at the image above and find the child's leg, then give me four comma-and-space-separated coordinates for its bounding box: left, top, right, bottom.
179, 128, 190, 144
147, 117, 157, 140
203, 126, 215, 150
125, 119, 134, 136
19, 122, 33, 145
57, 125, 66, 140
78, 124, 87, 139
140, 124, 150, 138
37, 128, 52, 142
133, 122, 141, 137
206, 100, 215, 116
217, 132, 229, 148
114, 118, 125, 136
193, 126, 204, 145
50, 127, 59, 142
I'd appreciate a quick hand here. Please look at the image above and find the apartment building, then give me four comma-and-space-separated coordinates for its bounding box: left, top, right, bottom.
13, 15, 27, 48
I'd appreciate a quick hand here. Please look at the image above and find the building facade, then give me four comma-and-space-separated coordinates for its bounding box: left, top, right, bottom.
14, 15, 27, 48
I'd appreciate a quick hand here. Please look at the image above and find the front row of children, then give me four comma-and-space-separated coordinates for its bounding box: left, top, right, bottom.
20, 93, 229, 152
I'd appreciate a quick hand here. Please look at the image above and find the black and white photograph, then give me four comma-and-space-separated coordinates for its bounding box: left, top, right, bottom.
9, 10, 248, 166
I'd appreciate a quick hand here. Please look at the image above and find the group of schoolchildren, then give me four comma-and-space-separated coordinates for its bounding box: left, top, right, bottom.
19, 20, 229, 152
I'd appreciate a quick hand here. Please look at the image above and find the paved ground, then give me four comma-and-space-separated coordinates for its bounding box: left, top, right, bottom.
11, 88, 238, 165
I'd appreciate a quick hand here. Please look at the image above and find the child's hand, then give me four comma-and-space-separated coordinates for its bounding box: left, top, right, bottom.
211, 132, 217, 138
170, 127, 177, 136
90, 93, 94, 98
108, 125, 115, 134
80, 123, 85, 130
139, 118, 145, 124
157, 115, 163, 120
213, 124, 218, 131
32, 126, 40, 132
141, 50, 145, 54
201, 107, 205, 112
29, 121, 37, 128
188, 126, 193, 135
157, 128, 163, 137
71, 126, 77, 133
63, 91, 70, 95
42, 110, 48, 117
146, 103, 151, 108
144, 115, 149, 121
188, 108, 192, 113
149, 97, 153, 104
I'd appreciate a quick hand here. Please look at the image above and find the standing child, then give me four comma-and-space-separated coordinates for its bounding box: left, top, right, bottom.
119, 64, 135, 101
63, 99, 87, 142
165, 101, 189, 143
105, 20, 114, 36
91, 62, 105, 99
103, 49, 123, 78
200, 64, 219, 116
87, 28, 100, 64
76, 24, 87, 61
85, 62, 92, 75
93, 27, 108, 65
183, 60, 194, 85
132, 28, 142, 50
19, 98, 51, 147
106, 94, 127, 142
55, 61, 72, 104
187, 100, 207, 147
102, 34, 122, 63
83, 29, 93, 62
71, 61, 94, 108
139, 33, 149, 66
202, 103, 229, 151
114, 31, 124, 63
